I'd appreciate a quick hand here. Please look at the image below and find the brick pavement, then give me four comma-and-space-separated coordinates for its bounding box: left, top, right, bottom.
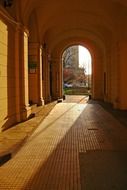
0, 95, 127, 189
0, 102, 56, 161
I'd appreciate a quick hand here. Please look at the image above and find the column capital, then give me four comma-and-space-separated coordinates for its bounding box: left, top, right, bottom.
15, 23, 29, 36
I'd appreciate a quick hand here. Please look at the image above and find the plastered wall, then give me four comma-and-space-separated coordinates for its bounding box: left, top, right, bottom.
0, 20, 16, 131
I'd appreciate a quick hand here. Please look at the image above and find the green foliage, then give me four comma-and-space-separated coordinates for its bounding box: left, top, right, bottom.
63, 87, 89, 95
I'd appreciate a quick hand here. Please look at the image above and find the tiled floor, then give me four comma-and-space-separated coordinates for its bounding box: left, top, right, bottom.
0, 96, 127, 189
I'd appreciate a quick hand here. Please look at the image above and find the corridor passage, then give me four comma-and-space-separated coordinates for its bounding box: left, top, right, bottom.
0, 96, 127, 189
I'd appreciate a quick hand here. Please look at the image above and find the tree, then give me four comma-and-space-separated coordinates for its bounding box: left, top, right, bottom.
62, 46, 87, 87
62, 46, 78, 68
63, 68, 76, 83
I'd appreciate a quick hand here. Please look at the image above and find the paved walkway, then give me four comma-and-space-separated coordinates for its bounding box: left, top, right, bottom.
0, 102, 56, 160
0, 95, 127, 189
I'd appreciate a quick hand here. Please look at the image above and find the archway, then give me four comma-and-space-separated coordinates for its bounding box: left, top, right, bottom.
62, 45, 92, 97
51, 37, 105, 102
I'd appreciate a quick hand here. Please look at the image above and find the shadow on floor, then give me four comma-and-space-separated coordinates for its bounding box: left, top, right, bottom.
88, 100, 127, 127
79, 150, 127, 190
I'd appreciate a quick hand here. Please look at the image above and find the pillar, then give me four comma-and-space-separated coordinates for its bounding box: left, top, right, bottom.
51, 57, 63, 100
14, 25, 21, 122
109, 42, 120, 108
116, 41, 127, 109
28, 43, 44, 106
92, 53, 104, 100
42, 46, 51, 103
18, 26, 31, 120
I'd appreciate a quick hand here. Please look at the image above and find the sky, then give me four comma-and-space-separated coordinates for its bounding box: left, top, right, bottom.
78, 45, 92, 74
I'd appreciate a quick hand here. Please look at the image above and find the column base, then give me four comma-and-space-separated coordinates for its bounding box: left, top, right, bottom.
21, 105, 32, 121
113, 97, 120, 109
45, 96, 52, 103
38, 98, 45, 106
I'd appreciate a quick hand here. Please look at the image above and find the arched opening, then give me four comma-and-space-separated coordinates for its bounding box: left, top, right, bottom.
62, 45, 92, 97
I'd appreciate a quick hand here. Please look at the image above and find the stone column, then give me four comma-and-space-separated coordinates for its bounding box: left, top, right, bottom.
42, 47, 51, 103
109, 42, 120, 108
51, 57, 63, 100
18, 27, 31, 120
14, 25, 21, 122
28, 43, 44, 106
116, 41, 127, 109
92, 52, 104, 100
38, 46, 45, 105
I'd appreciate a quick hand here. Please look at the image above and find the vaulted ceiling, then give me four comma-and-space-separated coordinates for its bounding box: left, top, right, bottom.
11, 0, 127, 51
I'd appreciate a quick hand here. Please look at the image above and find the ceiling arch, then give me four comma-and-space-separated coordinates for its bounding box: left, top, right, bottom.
51, 30, 106, 63
12, 0, 127, 50
44, 25, 113, 54
14, 0, 127, 23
